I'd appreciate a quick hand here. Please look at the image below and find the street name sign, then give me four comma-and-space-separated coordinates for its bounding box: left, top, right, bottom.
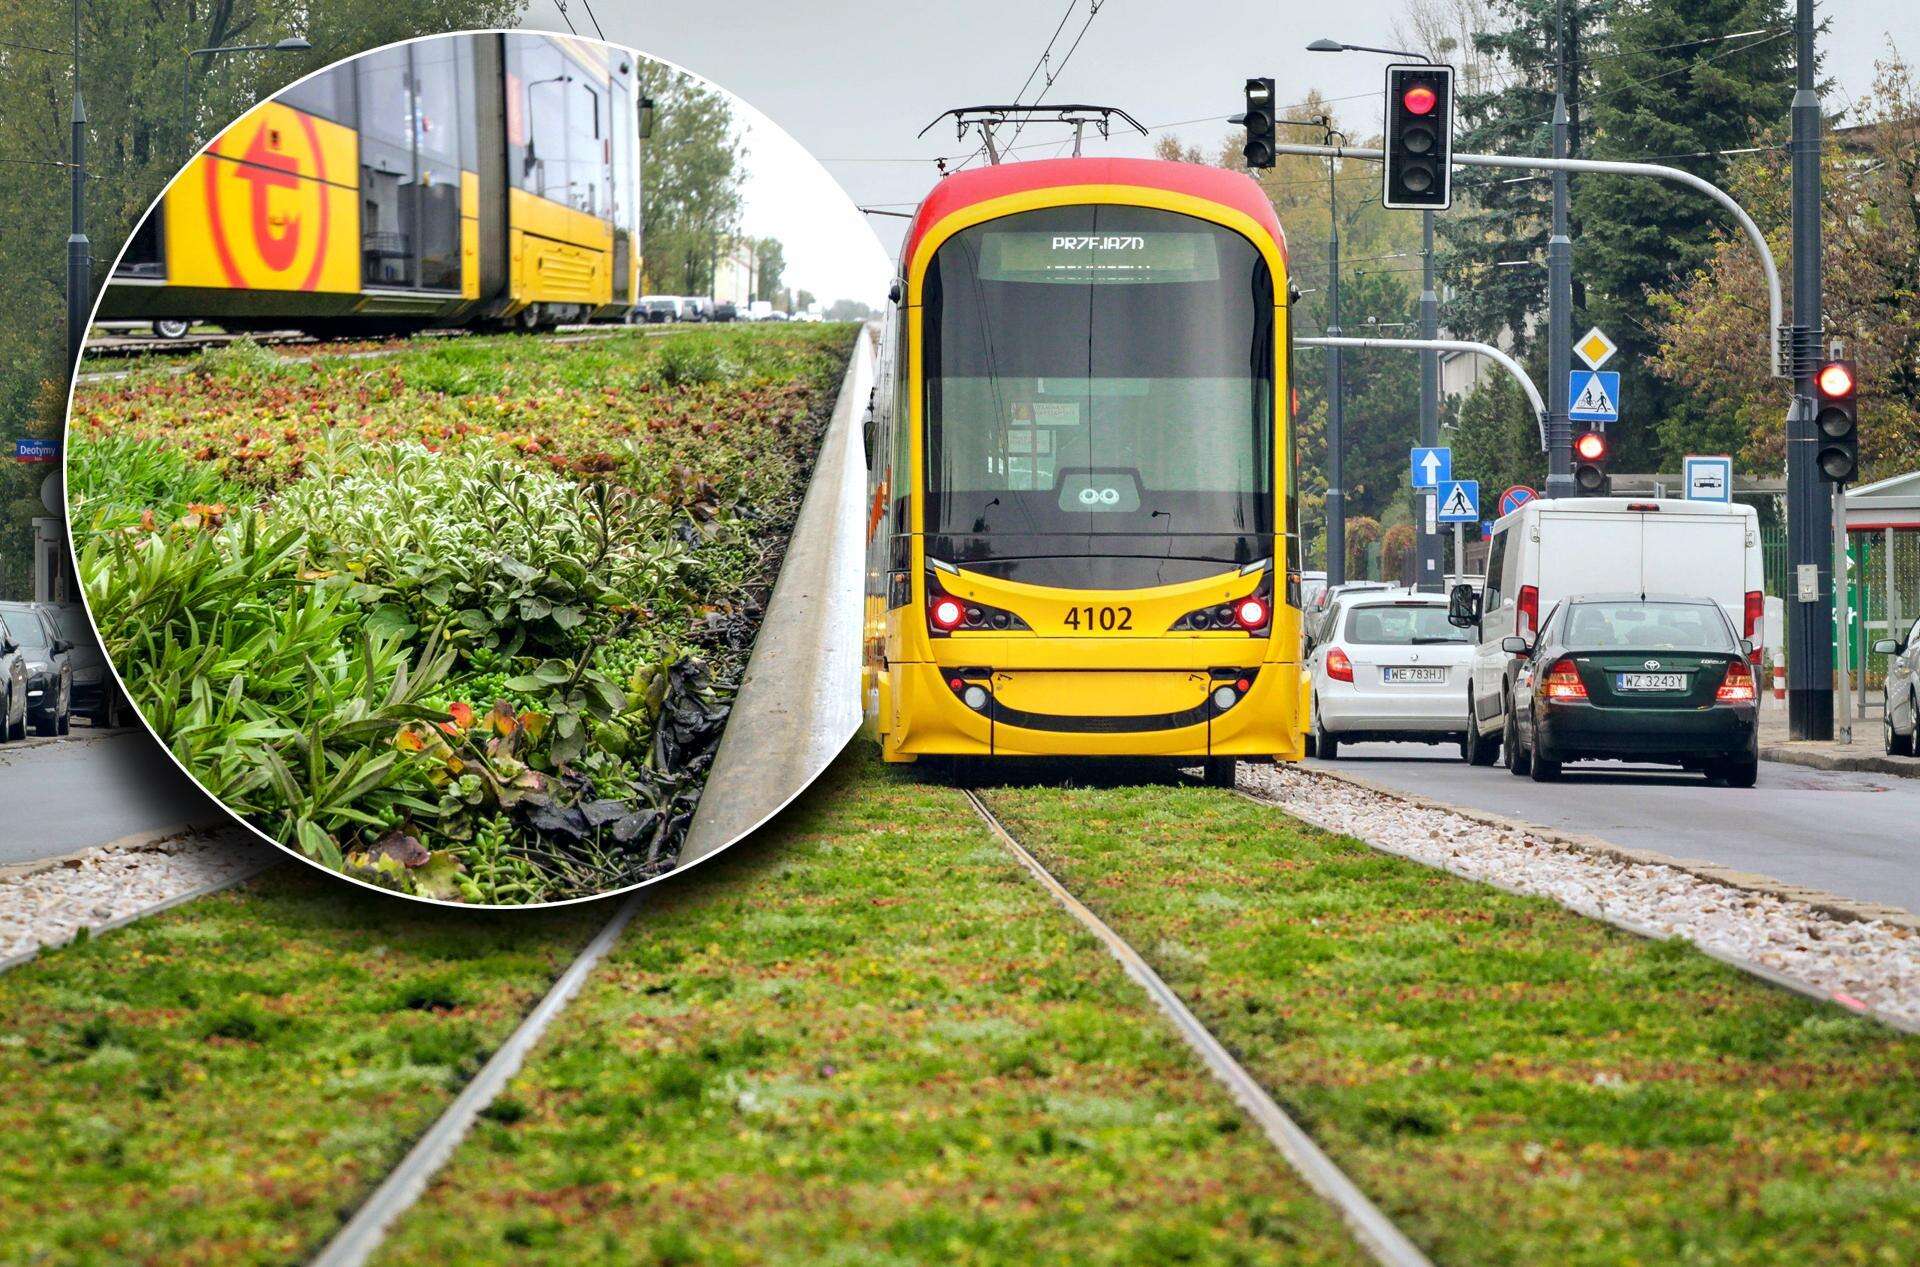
1410, 446, 1450, 489
1437, 479, 1480, 523
1568, 370, 1620, 424
1574, 326, 1617, 370
14, 438, 58, 463
1683, 454, 1733, 503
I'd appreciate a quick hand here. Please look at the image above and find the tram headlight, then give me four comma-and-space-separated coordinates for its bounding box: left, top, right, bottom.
1171, 583, 1273, 635
962, 685, 989, 711
1212, 685, 1238, 710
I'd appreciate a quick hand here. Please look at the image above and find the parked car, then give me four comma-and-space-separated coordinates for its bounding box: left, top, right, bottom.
1451, 497, 1763, 765
1304, 579, 1396, 644
710, 301, 739, 322
49, 603, 115, 725
1503, 595, 1760, 785
1306, 592, 1474, 760
632, 296, 678, 324
1873, 616, 1920, 756
0, 622, 25, 741
678, 297, 711, 322
0, 601, 72, 736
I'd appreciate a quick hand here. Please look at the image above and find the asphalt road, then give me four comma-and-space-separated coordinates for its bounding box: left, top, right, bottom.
1310, 741, 1920, 918
0, 725, 224, 869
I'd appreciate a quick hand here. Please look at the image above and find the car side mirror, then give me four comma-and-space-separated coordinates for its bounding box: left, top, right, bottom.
1447, 583, 1481, 630
51, 638, 73, 655
0, 638, 14, 656
1873, 639, 1901, 655
1500, 635, 1531, 656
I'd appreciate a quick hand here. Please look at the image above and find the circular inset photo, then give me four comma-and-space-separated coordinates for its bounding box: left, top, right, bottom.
64, 31, 883, 906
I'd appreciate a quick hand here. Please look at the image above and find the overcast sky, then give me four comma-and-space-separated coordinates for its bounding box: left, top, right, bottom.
530, 0, 1914, 285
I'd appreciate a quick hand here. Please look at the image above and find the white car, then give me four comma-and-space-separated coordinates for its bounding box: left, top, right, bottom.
1873, 616, 1920, 757
1306, 592, 1475, 760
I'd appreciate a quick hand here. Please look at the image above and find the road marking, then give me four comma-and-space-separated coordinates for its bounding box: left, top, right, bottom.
308, 893, 643, 1267
963, 789, 1433, 1267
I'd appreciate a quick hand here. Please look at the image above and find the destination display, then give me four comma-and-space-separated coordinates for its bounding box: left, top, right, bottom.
976, 229, 1223, 284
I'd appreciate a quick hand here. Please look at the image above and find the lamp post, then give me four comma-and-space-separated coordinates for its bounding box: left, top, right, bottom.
1310, 36, 1444, 591
65, 1, 88, 372
182, 35, 311, 151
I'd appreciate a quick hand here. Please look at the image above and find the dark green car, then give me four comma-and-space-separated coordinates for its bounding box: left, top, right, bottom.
1504, 595, 1760, 786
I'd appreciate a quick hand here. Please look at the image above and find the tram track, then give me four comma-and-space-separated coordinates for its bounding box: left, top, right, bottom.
961, 787, 1432, 1267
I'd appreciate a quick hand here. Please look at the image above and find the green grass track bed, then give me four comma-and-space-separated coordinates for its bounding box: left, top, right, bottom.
980, 779, 1920, 1266
0, 869, 601, 1264
370, 755, 1365, 1265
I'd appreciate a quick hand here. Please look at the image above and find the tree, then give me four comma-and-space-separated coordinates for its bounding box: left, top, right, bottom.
1449, 368, 1549, 494
637, 62, 744, 296
1651, 54, 1920, 479
752, 236, 786, 303
1577, 0, 1794, 473
0, 0, 523, 596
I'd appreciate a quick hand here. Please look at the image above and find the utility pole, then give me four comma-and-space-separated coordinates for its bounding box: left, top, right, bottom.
1786, 0, 1833, 739
66, 0, 90, 373
1417, 209, 1442, 590
1544, 0, 1574, 498
1325, 141, 1347, 586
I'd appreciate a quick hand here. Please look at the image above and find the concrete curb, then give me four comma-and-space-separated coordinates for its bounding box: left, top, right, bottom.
0, 820, 230, 883
1761, 743, 1920, 779
1305, 765, 1920, 931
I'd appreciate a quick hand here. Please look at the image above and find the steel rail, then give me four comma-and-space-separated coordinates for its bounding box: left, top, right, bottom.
1298, 334, 1548, 448
308, 893, 644, 1267
1270, 141, 1785, 376
962, 789, 1433, 1267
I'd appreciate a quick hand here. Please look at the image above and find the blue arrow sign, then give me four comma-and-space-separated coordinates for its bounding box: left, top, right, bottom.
1410, 446, 1451, 489
1436, 479, 1480, 523
1569, 370, 1620, 423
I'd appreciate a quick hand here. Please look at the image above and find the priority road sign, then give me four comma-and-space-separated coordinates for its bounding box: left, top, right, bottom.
1569, 370, 1620, 424
1574, 326, 1617, 370
1498, 485, 1538, 517
1683, 454, 1732, 503
1410, 446, 1450, 488
1436, 479, 1479, 523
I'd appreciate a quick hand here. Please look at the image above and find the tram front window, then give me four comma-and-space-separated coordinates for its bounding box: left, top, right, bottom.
924, 205, 1274, 589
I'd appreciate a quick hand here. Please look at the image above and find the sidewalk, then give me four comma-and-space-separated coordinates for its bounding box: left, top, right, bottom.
1759, 705, 1920, 778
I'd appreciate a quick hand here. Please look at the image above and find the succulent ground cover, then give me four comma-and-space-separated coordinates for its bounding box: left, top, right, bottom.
67, 324, 852, 903
980, 778, 1920, 1266
0, 867, 600, 1264
370, 754, 1365, 1265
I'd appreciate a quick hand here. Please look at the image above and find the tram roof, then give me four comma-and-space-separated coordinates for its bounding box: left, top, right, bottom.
903, 157, 1287, 268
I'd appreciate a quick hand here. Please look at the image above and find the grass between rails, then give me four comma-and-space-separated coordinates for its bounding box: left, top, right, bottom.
67, 324, 854, 903
979, 778, 1920, 1266
0, 867, 602, 1265
369, 753, 1366, 1266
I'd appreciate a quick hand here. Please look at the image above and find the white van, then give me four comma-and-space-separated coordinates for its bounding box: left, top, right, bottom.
1453, 498, 1763, 763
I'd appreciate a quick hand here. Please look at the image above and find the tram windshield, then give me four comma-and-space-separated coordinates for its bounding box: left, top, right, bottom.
923, 204, 1275, 588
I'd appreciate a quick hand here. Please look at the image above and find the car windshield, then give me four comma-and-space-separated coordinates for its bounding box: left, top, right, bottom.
1345, 603, 1472, 645
0, 610, 45, 648
50, 607, 89, 641
1563, 601, 1734, 652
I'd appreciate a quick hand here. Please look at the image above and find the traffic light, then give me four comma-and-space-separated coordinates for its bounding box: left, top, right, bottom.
1383, 64, 1454, 209
1241, 78, 1276, 169
1813, 358, 1859, 483
1573, 430, 1611, 496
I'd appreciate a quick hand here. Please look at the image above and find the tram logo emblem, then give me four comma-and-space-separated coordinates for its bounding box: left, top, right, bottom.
1077, 486, 1123, 506
204, 107, 334, 291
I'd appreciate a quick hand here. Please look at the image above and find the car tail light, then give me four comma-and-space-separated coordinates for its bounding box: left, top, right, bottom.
1517, 584, 1540, 638
1542, 656, 1587, 702
929, 596, 966, 631
1743, 590, 1763, 663
1326, 647, 1354, 683
1716, 660, 1758, 704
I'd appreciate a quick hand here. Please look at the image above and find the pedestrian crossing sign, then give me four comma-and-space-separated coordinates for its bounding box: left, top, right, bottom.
1436, 479, 1480, 523
1568, 369, 1620, 423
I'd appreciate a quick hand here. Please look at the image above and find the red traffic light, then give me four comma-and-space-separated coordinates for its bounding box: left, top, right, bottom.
1816, 361, 1855, 398
1574, 432, 1608, 461
1402, 85, 1438, 116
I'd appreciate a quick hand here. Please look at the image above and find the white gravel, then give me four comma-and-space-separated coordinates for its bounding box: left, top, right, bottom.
1241, 763, 1920, 1029
0, 829, 274, 967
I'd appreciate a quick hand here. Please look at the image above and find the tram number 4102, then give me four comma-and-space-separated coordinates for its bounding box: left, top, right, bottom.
1061, 605, 1133, 631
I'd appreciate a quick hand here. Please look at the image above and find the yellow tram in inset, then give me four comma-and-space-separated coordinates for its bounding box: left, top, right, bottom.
103, 32, 642, 333
864, 156, 1305, 783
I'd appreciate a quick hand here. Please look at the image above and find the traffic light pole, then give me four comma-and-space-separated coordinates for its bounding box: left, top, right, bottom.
1325, 151, 1347, 588
66, 0, 89, 373
1786, 0, 1834, 741
1416, 210, 1443, 591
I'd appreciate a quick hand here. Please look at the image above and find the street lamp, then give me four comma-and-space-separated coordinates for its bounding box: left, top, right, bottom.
1311, 34, 1447, 592
182, 35, 312, 151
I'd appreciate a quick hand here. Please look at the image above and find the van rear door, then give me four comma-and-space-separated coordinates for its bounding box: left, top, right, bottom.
1640, 509, 1748, 613
1535, 509, 1642, 609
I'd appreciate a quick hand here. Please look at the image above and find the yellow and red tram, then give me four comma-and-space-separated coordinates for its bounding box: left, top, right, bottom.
864, 156, 1304, 783
103, 32, 642, 334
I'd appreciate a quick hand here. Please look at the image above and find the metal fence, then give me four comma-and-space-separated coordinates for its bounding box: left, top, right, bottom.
1764, 524, 1920, 698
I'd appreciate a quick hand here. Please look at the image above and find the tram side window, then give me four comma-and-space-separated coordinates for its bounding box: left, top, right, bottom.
117, 207, 164, 278
511, 40, 572, 204
609, 76, 636, 236
279, 64, 353, 125
358, 48, 417, 288
892, 308, 912, 536
568, 77, 606, 216
411, 39, 464, 292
